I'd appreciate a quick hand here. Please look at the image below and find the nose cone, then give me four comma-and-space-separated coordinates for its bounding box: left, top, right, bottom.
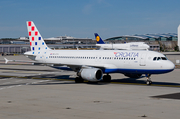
166, 61, 175, 72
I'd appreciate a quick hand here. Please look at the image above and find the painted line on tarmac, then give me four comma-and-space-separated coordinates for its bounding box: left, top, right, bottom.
111, 82, 180, 88
15, 80, 23, 82
0, 75, 180, 88
2, 82, 10, 84
0, 80, 50, 91
0, 84, 22, 90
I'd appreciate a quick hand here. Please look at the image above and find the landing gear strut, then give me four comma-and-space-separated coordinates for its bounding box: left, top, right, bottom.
146, 74, 152, 85
103, 74, 111, 82
75, 77, 84, 83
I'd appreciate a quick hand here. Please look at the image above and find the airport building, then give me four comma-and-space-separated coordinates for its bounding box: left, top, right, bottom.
0, 33, 179, 54
105, 33, 178, 51
0, 36, 96, 55
106, 33, 177, 41
18, 36, 95, 44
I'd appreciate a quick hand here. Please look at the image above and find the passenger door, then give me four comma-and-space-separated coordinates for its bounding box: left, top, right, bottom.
140, 53, 146, 66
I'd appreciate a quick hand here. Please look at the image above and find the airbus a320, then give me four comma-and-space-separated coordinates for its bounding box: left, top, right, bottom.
24, 21, 175, 85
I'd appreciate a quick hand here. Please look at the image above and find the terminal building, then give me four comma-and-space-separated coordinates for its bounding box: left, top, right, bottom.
106, 33, 177, 41
18, 36, 95, 44
0, 36, 96, 54
105, 33, 178, 51
0, 33, 179, 54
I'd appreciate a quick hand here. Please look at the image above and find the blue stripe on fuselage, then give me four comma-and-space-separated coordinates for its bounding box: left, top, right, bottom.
102, 68, 174, 74
52, 66, 173, 75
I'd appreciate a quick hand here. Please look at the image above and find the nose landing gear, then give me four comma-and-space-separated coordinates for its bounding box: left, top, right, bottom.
146, 74, 152, 85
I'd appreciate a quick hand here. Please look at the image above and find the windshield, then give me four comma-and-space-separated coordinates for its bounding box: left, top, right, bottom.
153, 57, 167, 61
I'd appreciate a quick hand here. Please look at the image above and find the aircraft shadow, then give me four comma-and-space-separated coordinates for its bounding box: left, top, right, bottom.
32, 74, 180, 87
3, 74, 178, 87
111, 77, 180, 87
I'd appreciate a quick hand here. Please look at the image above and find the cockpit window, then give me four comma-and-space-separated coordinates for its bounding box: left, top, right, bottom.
161, 57, 167, 60
157, 57, 161, 60
153, 57, 167, 61
153, 57, 157, 61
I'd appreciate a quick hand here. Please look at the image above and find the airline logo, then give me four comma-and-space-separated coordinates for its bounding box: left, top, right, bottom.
130, 45, 138, 47
96, 36, 100, 42
114, 52, 139, 57
50, 53, 59, 55
27, 21, 48, 55
28, 21, 42, 51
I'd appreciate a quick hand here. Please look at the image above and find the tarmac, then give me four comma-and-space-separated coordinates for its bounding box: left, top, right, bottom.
0, 55, 180, 119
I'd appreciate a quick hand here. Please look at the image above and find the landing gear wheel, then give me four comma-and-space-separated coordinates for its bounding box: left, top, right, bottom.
103, 75, 111, 82
146, 80, 152, 85
146, 74, 152, 85
75, 77, 84, 83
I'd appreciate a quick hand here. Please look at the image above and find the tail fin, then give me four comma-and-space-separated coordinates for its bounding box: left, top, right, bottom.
94, 33, 105, 44
26, 21, 51, 55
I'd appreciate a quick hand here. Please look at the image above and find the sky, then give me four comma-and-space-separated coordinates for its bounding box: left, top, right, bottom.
0, 0, 180, 39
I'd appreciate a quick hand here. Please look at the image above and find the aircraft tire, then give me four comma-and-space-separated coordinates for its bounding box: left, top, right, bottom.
146, 80, 152, 85
103, 75, 111, 82
75, 77, 84, 83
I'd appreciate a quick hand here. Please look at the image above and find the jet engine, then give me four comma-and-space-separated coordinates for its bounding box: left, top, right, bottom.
78, 68, 103, 81
124, 73, 142, 78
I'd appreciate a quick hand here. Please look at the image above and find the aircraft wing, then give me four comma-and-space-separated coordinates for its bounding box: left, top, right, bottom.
64, 63, 117, 72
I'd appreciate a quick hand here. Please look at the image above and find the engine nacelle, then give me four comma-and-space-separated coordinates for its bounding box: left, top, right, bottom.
79, 68, 103, 81
124, 73, 142, 78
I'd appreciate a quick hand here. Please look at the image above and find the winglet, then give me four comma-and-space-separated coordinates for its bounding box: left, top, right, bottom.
94, 33, 105, 44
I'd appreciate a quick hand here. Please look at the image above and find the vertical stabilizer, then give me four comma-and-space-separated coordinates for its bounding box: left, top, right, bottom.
26, 21, 51, 55
178, 25, 180, 51
94, 33, 105, 44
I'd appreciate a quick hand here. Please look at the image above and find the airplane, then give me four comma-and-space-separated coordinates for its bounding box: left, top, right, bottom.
24, 21, 175, 85
95, 33, 150, 50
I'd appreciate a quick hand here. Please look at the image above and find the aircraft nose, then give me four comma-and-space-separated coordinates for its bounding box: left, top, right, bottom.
166, 61, 175, 70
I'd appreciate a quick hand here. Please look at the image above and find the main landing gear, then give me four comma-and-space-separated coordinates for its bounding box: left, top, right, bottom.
103, 74, 111, 82
146, 74, 152, 85
75, 77, 84, 83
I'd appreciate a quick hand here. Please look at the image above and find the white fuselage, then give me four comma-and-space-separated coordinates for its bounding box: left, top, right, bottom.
24, 21, 175, 83
33, 49, 174, 74
96, 42, 149, 50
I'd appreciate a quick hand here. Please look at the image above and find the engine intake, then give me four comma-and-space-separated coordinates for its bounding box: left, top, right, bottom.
79, 68, 103, 81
